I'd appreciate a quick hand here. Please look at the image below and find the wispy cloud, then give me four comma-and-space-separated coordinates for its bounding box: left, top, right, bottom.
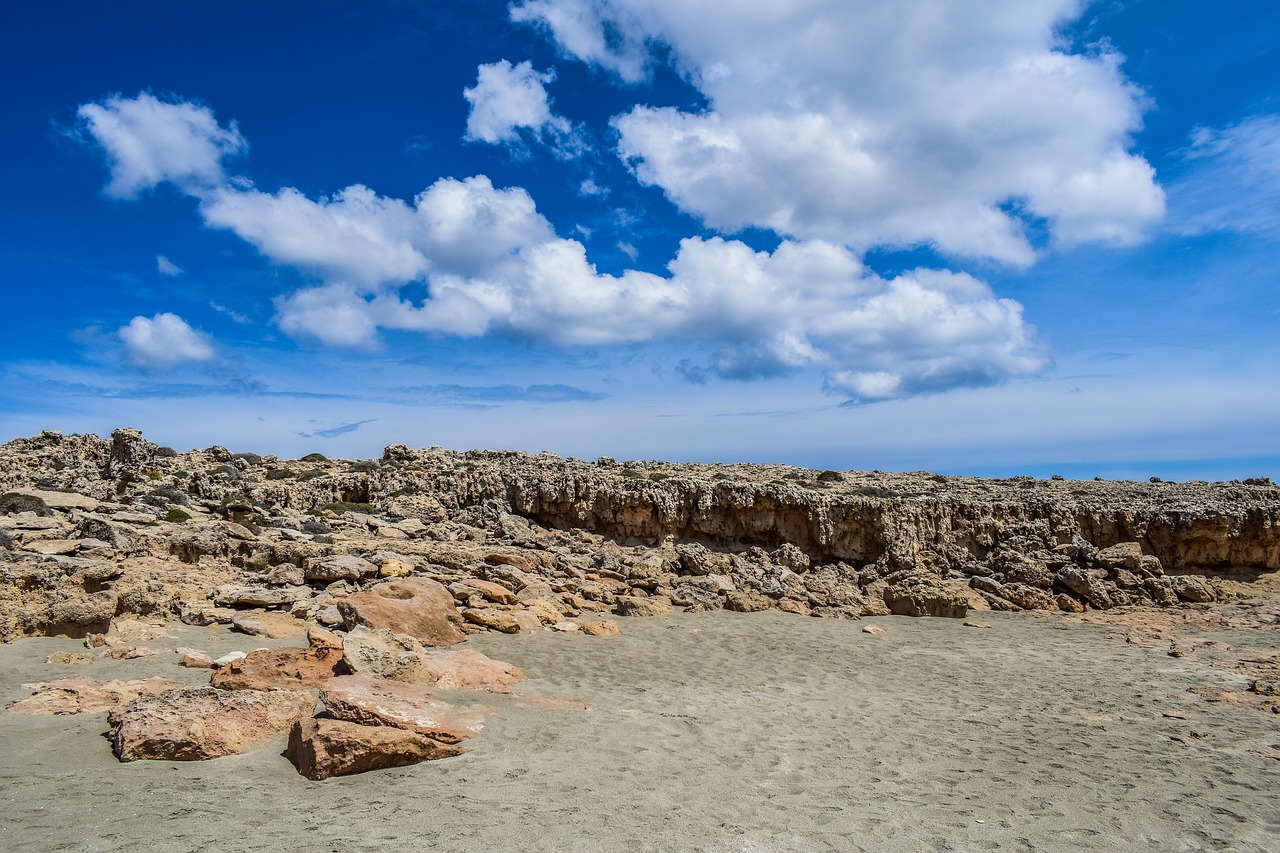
156, 255, 183, 276
301, 419, 377, 439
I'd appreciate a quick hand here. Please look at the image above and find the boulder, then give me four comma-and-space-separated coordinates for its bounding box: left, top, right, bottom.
581, 619, 620, 637
286, 717, 464, 780
616, 595, 675, 617
1169, 575, 1216, 603
340, 626, 523, 692
305, 554, 380, 583
1096, 542, 1144, 571
213, 585, 313, 608
210, 628, 347, 691
231, 610, 308, 639
320, 676, 486, 742
882, 574, 969, 618
338, 578, 466, 647
452, 579, 518, 605
7, 676, 184, 715
997, 582, 1058, 611
724, 590, 774, 613
110, 686, 314, 761
462, 607, 539, 634
1055, 566, 1114, 609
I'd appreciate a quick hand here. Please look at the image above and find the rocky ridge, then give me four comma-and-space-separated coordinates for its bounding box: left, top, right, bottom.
2, 427, 1278, 644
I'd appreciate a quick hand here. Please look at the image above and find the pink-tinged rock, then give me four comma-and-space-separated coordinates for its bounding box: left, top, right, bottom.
286, 717, 464, 780
109, 686, 315, 761
456, 579, 518, 605
321, 676, 486, 743
210, 628, 346, 691
338, 578, 466, 647
340, 626, 523, 692
7, 676, 184, 715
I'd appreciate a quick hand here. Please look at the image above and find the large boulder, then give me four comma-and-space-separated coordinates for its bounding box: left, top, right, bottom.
109, 686, 315, 761
882, 574, 969, 618
210, 628, 346, 690
320, 676, 486, 743
1055, 566, 1115, 609
338, 578, 466, 646
286, 717, 464, 780
340, 626, 523, 692
1169, 574, 1216, 603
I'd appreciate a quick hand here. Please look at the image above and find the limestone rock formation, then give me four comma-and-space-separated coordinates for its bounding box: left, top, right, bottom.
286, 716, 465, 780
338, 578, 467, 646
109, 686, 315, 761
320, 676, 487, 742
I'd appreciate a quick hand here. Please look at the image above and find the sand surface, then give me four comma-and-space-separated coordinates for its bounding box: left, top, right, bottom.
2, 611, 1279, 852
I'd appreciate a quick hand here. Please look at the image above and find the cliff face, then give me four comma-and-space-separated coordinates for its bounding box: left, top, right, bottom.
0, 428, 1276, 641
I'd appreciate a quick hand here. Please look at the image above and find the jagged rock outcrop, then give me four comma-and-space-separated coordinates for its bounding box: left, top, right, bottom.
1, 427, 1278, 640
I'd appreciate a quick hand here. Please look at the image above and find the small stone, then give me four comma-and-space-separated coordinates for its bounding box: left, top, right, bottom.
379, 558, 414, 578
862, 625, 885, 636
177, 649, 215, 668
963, 620, 993, 629
551, 620, 580, 633
46, 651, 93, 665
212, 651, 248, 668
231, 610, 308, 639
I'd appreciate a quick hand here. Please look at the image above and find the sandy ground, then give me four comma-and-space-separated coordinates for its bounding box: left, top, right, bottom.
2, 609, 1279, 853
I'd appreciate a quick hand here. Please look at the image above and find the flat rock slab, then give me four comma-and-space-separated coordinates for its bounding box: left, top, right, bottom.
286, 717, 464, 780
306, 554, 379, 583
340, 626, 523, 692
7, 676, 185, 715
109, 686, 315, 761
210, 630, 346, 691
338, 578, 466, 646
321, 676, 486, 743
231, 610, 308, 639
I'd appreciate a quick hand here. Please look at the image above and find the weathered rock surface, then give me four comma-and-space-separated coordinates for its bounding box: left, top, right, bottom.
109, 686, 315, 761
286, 717, 465, 780
6, 676, 184, 715
209, 628, 346, 690
320, 676, 486, 742
338, 578, 466, 646
1, 427, 1278, 645
340, 626, 523, 691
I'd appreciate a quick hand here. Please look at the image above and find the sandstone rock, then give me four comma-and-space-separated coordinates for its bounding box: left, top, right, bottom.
861, 624, 885, 636
883, 575, 969, 618
340, 626, 522, 691
24, 539, 81, 556
320, 676, 486, 742
998, 582, 1058, 611
462, 607, 537, 634
725, 590, 774, 613
551, 620, 580, 632
264, 563, 305, 586
7, 488, 99, 512
212, 651, 248, 667
46, 651, 93, 665
7, 676, 184, 715
286, 717, 464, 780
1170, 575, 1216, 603
454, 579, 518, 605
777, 598, 812, 616
231, 610, 308, 639
110, 687, 314, 761
616, 595, 675, 617
179, 601, 237, 626
524, 598, 566, 625
1055, 566, 1114, 609
210, 630, 346, 691
379, 558, 414, 578
306, 554, 380, 583
338, 578, 466, 647
581, 619, 620, 637
213, 584, 312, 608
1055, 593, 1086, 613
1144, 576, 1179, 606
1096, 542, 1144, 571
177, 649, 214, 668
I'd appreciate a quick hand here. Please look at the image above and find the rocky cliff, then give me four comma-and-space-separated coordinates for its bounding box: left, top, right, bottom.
1, 427, 1276, 641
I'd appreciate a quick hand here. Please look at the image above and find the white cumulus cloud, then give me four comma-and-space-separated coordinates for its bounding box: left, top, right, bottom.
515, 0, 1165, 265
80, 91, 1044, 399
463, 60, 580, 157
77, 92, 246, 198
118, 313, 215, 369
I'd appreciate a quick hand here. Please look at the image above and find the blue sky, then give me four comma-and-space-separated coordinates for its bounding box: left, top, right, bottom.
1, 0, 1277, 479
